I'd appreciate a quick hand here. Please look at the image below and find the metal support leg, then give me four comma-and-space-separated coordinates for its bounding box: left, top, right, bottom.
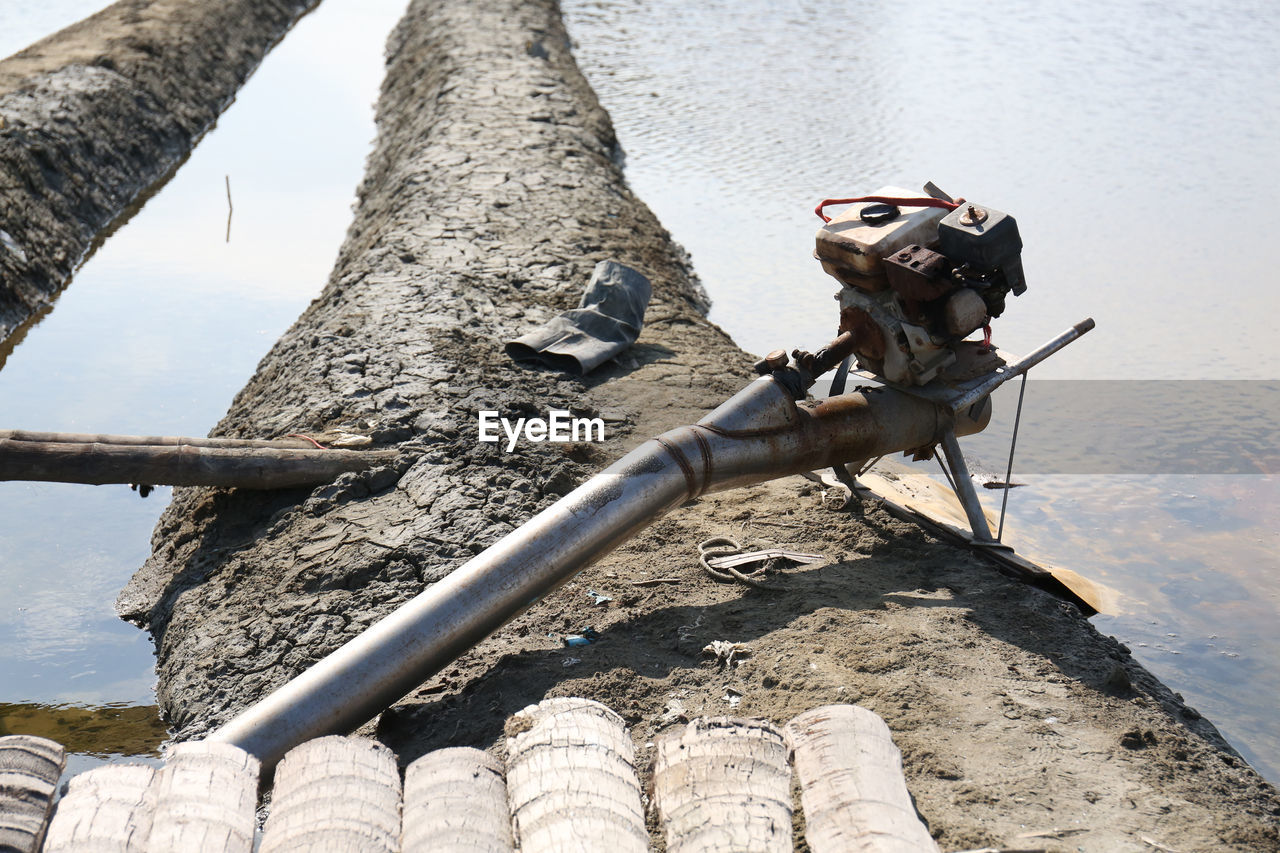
830, 463, 862, 510
938, 429, 996, 543
828, 354, 861, 508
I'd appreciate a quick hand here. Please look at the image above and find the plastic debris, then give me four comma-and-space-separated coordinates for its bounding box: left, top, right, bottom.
702, 640, 751, 666
327, 432, 373, 448
0, 229, 28, 264
703, 548, 825, 569
586, 589, 613, 606
562, 627, 600, 647
659, 697, 688, 725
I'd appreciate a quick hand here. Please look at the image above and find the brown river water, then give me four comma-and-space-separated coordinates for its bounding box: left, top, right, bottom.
2, 0, 1278, 782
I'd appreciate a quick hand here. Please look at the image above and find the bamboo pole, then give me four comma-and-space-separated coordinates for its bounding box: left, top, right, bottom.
259, 737, 401, 853
0, 430, 317, 449
0, 436, 398, 490
653, 718, 793, 853
42, 764, 156, 853
786, 705, 941, 853
0, 735, 65, 853
145, 743, 259, 853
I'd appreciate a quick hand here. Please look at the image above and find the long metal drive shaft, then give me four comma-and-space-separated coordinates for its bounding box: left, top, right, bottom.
212, 374, 990, 768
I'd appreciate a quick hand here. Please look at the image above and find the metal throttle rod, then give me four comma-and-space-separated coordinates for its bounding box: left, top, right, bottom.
949, 318, 1094, 414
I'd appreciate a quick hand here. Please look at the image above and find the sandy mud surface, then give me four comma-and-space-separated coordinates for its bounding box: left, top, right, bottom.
0, 0, 318, 341
114, 0, 1279, 848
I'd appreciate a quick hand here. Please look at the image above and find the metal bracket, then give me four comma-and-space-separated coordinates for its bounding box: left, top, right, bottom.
823, 320, 1094, 542
938, 428, 997, 544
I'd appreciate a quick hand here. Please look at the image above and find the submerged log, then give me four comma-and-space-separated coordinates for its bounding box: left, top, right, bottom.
0, 0, 320, 341
0, 435, 397, 489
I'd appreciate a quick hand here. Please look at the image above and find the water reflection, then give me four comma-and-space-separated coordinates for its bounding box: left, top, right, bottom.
0, 0, 409, 746
997, 473, 1280, 780
0, 483, 164, 705
0, 302, 50, 373
561, 0, 1280, 782
0, 701, 166, 757
562, 0, 1280, 377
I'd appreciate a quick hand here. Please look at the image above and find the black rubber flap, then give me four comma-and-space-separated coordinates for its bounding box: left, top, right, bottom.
505, 260, 652, 374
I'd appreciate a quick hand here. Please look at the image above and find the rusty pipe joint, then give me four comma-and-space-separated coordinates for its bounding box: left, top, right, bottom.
655, 375, 988, 499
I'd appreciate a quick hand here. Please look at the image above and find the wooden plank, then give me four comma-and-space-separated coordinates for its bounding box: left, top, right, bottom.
652, 717, 792, 853
0, 439, 397, 489
259, 736, 401, 853
145, 742, 259, 853
786, 705, 940, 853
832, 468, 1112, 615
504, 697, 646, 853
402, 747, 513, 852
0, 735, 65, 853
42, 764, 156, 853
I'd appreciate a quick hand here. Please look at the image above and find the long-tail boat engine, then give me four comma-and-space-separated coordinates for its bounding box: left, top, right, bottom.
211, 183, 1093, 769
814, 186, 1027, 386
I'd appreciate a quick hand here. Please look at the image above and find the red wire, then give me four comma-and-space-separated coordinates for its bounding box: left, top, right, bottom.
286, 432, 328, 450
814, 195, 960, 223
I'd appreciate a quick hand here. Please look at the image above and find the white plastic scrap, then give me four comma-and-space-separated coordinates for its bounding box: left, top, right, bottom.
703, 548, 824, 570
327, 431, 373, 448
0, 229, 28, 264
659, 697, 688, 725
702, 640, 751, 666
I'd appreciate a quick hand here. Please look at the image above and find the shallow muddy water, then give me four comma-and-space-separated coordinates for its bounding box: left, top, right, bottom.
1, 0, 1278, 786
559, 0, 1280, 779
0, 0, 409, 772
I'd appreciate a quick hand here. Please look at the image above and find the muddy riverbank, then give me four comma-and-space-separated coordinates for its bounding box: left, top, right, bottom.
111, 0, 1279, 847
0, 0, 318, 340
